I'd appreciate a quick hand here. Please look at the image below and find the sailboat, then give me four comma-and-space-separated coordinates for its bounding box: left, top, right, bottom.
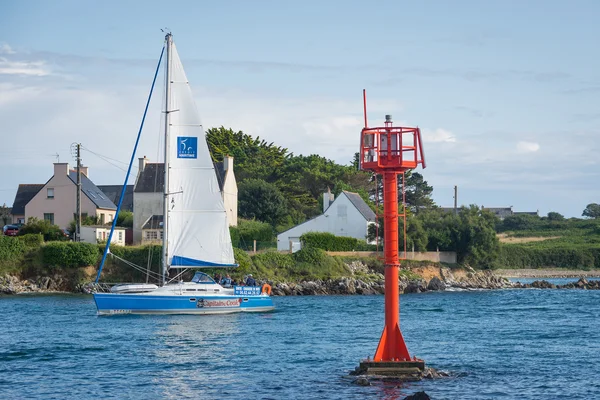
92, 33, 275, 315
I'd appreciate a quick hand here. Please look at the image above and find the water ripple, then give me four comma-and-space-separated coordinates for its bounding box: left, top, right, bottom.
0, 290, 599, 399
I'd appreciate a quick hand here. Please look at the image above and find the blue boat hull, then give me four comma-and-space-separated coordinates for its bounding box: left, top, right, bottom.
93, 293, 275, 315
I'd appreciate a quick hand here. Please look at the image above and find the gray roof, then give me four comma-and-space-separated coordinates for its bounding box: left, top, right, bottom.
134, 162, 226, 193
68, 172, 117, 210
134, 163, 165, 193
98, 185, 134, 211
142, 215, 163, 230
11, 184, 44, 214
342, 191, 376, 222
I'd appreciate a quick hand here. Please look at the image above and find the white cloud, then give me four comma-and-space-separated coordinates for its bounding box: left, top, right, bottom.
0, 43, 16, 55
0, 57, 51, 76
424, 128, 456, 143
516, 141, 540, 153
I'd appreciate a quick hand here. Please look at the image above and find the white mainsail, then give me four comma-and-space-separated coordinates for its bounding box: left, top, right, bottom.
165, 43, 235, 268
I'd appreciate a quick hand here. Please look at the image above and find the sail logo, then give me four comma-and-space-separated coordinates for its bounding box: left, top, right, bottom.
177, 137, 198, 159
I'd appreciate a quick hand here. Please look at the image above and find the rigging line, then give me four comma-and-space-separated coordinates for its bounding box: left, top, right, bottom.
80, 146, 132, 173
80, 146, 130, 166
96, 43, 166, 283
111, 253, 162, 279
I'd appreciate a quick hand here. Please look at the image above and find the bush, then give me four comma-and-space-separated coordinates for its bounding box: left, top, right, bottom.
496, 243, 600, 269
230, 219, 275, 250
0, 236, 26, 266
19, 217, 67, 241
300, 232, 376, 251
42, 242, 99, 268
18, 233, 44, 248
292, 246, 349, 279
233, 247, 254, 275
116, 211, 134, 228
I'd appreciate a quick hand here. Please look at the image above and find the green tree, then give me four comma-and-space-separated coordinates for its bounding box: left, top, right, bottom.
403, 172, 434, 214
370, 171, 435, 214
452, 206, 500, 268
18, 217, 66, 241
206, 126, 289, 182
116, 211, 134, 228
547, 211, 564, 222
582, 203, 600, 219
0, 204, 11, 226
498, 214, 541, 232
238, 179, 288, 225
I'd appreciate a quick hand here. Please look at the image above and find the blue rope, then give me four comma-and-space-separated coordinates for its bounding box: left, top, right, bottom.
95, 45, 165, 283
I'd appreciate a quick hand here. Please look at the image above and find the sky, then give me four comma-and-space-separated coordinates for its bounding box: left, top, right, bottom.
1, 0, 599, 218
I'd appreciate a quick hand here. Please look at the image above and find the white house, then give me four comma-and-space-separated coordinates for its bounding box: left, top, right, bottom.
133, 155, 238, 244
80, 225, 126, 246
277, 190, 377, 252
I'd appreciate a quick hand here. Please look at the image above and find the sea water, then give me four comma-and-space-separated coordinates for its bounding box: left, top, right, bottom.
1, 289, 599, 399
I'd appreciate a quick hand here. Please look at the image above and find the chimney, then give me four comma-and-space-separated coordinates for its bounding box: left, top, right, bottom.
139, 156, 147, 172
80, 166, 89, 177
54, 162, 69, 177
323, 187, 334, 212
223, 155, 234, 173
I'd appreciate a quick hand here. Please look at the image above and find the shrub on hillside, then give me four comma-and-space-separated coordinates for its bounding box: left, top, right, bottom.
18, 233, 44, 248
230, 219, 275, 250
300, 232, 376, 251
233, 247, 254, 274
496, 244, 600, 269
292, 246, 349, 279
0, 236, 26, 265
42, 242, 99, 268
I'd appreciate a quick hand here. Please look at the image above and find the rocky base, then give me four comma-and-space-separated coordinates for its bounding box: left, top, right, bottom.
514, 277, 600, 290
350, 366, 449, 384
269, 268, 515, 296
1, 266, 516, 295
3, 264, 597, 296
0, 274, 86, 295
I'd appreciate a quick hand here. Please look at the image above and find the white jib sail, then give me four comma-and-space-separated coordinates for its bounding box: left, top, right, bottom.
166, 43, 235, 268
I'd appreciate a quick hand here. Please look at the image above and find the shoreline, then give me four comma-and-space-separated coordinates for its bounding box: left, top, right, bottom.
495, 269, 600, 278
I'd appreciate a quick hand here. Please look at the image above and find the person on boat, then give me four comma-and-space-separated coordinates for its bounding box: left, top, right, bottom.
214, 273, 222, 285
245, 274, 256, 286
220, 274, 232, 288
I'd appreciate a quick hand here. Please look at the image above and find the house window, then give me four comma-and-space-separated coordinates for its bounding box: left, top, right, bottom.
17, 218, 25, 224
118, 231, 123, 241
100, 214, 105, 225
43, 213, 54, 225
146, 231, 158, 240
159, 230, 163, 239
47, 188, 54, 199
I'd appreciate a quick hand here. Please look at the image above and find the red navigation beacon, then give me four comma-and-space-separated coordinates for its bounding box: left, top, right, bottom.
357, 89, 426, 373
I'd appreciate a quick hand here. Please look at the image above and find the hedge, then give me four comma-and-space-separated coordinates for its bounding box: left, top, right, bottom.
230, 219, 275, 250
18, 233, 44, 248
0, 236, 26, 266
300, 232, 376, 251
496, 244, 600, 269
42, 242, 100, 268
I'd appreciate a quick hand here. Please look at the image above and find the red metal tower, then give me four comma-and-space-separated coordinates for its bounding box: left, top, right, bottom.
359, 90, 426, 367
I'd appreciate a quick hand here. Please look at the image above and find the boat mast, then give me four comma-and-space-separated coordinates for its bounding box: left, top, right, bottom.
162, 33, 172, 286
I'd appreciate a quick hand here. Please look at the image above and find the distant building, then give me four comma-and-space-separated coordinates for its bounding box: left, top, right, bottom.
277, 189, 376, 252
80, 225, 126, 246
132, 156, 237, 244
141, 215, 163, 244
12, 163, 117, 229
439, 206, 538, 220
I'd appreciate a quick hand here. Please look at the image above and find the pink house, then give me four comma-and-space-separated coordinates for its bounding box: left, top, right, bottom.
16, 163, 117, 229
